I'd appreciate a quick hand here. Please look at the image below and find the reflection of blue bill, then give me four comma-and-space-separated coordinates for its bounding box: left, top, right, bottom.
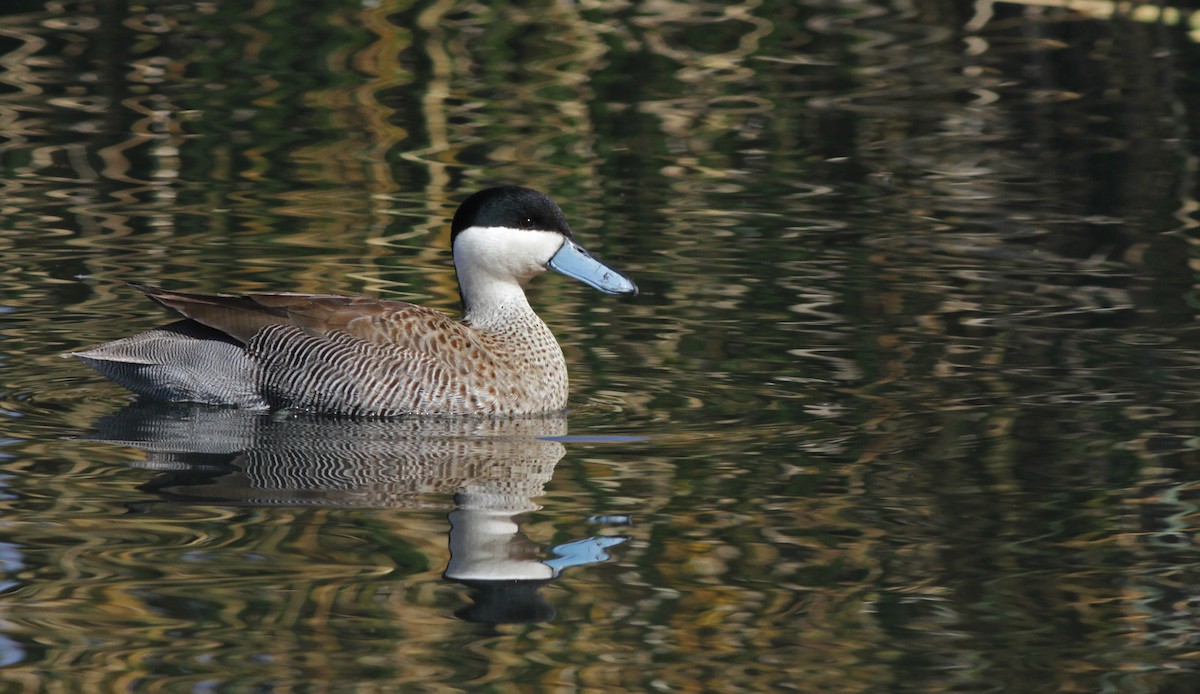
545, 536, 629, 575
588, 514, 633, 526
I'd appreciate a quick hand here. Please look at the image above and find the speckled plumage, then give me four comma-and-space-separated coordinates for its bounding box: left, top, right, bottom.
72, 283, 572, 416
68, 186, 636, 416
242, 295, 570, 416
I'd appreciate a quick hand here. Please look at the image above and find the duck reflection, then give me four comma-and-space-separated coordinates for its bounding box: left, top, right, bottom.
88, 402, 627, 624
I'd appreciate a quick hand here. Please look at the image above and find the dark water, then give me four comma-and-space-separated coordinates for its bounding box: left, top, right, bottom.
3, 0, 1200, 691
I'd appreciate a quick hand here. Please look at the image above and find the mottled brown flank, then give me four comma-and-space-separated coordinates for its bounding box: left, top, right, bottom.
133, 288, 569, 415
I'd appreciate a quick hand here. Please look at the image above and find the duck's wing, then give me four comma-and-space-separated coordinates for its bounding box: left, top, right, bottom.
137, 283, 431, 334
133, 283, 483, 361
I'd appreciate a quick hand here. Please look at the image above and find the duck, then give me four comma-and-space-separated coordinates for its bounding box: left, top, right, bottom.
69, 186, 638, 416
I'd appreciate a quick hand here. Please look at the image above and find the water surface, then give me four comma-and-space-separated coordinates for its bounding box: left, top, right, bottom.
3, 0, 1200, 691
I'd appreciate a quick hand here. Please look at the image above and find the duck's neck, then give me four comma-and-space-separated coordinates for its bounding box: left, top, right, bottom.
459, 274, 541, 331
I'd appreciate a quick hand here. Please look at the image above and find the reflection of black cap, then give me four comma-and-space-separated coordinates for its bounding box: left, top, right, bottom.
453, 579, 556, 624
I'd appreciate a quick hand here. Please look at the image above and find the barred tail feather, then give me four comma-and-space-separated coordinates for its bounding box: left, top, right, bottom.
68, 320, 269, 410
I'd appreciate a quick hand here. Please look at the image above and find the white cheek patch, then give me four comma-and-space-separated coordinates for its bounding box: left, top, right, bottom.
454, 226, 565, 281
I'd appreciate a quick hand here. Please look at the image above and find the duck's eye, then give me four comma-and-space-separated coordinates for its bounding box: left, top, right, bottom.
521, 217, 535, 228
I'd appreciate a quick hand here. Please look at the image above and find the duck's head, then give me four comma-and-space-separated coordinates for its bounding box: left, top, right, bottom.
450, 186, 637, 314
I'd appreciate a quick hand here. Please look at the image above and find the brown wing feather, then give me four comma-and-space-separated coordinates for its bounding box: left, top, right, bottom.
131, 283, 427, 343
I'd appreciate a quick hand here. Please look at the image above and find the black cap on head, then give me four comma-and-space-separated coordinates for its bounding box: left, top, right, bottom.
450, 186, 573, 242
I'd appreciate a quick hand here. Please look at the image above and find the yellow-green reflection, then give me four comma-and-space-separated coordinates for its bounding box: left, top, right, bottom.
1, 0, 1200, 691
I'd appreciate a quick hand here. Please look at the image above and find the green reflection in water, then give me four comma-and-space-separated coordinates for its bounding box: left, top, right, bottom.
1, 0, 1200, 692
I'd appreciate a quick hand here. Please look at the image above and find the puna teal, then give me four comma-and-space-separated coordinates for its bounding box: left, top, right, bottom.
69, 186, 637, 416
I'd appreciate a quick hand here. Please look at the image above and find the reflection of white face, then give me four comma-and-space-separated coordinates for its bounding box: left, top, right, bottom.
452, 225, 567, 316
